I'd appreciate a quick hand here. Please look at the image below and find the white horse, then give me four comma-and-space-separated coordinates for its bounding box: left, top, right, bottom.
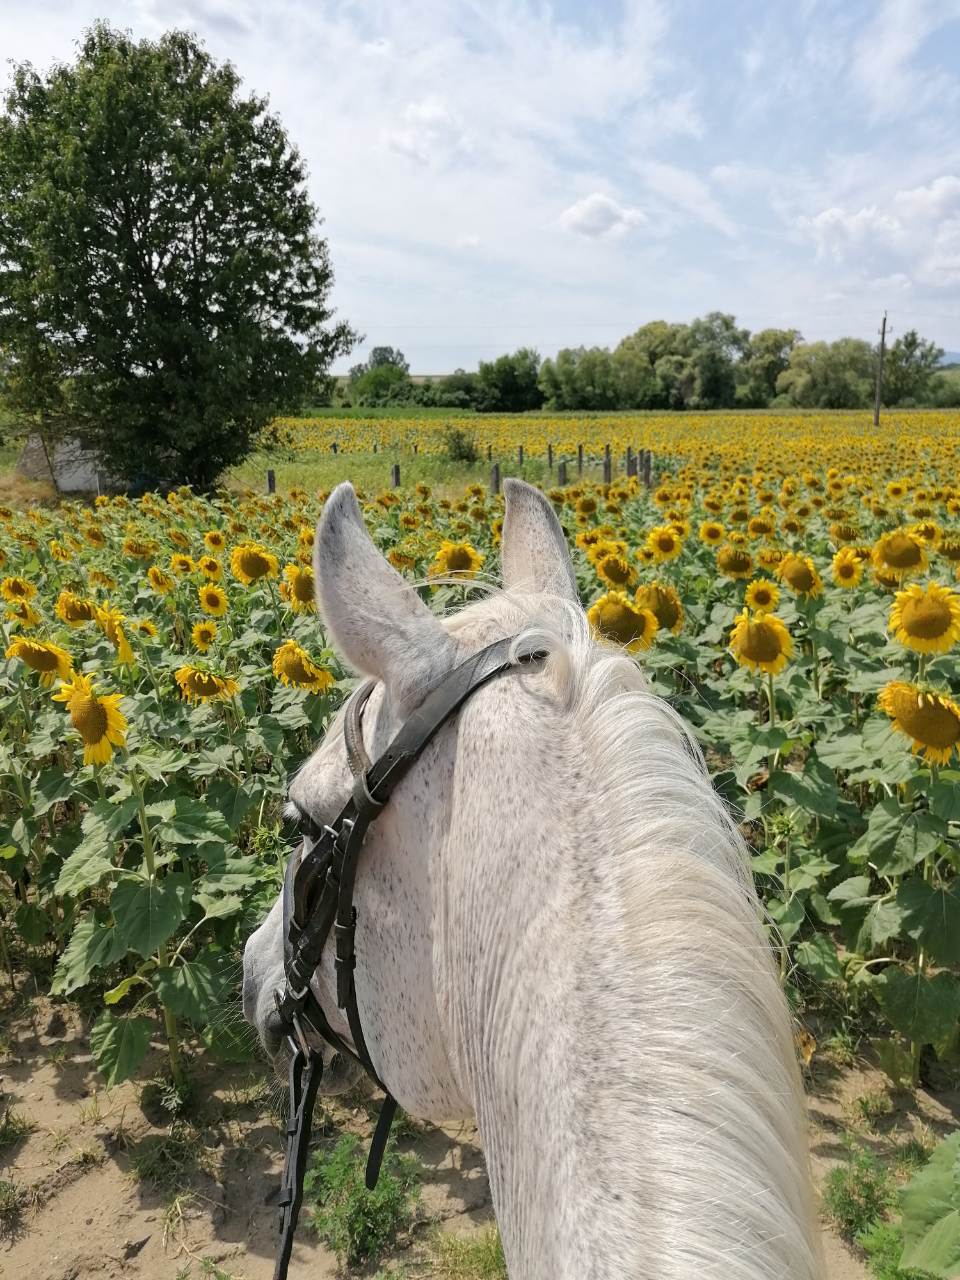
242, 478, 824, 1279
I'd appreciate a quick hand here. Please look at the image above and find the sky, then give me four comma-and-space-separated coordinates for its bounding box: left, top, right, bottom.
3, 0, 960, 372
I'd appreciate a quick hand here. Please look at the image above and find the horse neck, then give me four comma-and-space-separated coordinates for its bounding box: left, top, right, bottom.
439, 673, 824, 1280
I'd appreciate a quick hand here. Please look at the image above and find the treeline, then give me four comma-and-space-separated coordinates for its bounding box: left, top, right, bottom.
338, 317, 960, 413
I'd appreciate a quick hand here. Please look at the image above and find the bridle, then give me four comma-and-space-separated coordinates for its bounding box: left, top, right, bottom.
270, 634, 547, 1280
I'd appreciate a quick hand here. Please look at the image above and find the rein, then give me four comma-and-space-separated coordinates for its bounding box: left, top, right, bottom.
271, 634, 546, 1279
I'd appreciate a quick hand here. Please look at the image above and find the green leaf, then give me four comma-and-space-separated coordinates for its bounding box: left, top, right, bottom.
90, 1011, 152, 1087
795, 934, 843, 982
152, 951, 232, 1022
872, 1037, 915, 1088
900, 1132, 960, 1276
55, 841, 116, 897
110, 873, 192, 958
30, 768, 81, 816
51, 913, 127, 995
929, 772, 960, 822
767, 893, 805, 942
827, 876, 875, 910
14, 902, 51, 947
875, 969, 960, 1046
79, 795, 140, 845
769, 760, 839, 819
815, 732, 867, 771
150, 797, 231, 847
104, 975, 147, 1005
897, 879, 960, 965
201, 1020, 257, 1064
855, 898, 906, 953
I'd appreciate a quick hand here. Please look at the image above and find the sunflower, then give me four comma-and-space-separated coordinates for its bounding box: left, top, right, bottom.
699, 520, 724, 545
83, 527, 107, 549
198, 555, 222, 581
204, 530, 227, 552
878, 681, 960, 765
646, 526, 682, 563
272, 640, 335, 692
283, 564, 316, 612
197, 583, 229, 616
95, 604, 134, 665
1, 576, 36, 603
716, 543, 754, 580
5, 637, 74, 687
169, 529, 191, 550
174, 665, 240, 703
6, 601, 41, 629
231, 543, 279, 585
777, 554, 823, 599
191, 620, 218, 653
832, 548, 863, 589
134, 619, 159, 639
596, 552, 636, 590
48, 541, 72, 563
872, 529, 927, 577
52, 672, 127, 765
122, 536, 157, 560
744, 579, 780, 614
430, 541, 485, 579
635, 581, 683, 634
575, 495, 599, 521
170, 553, 195, 576
587, 592, 657, 653
729, 610, 793, 675
147, 565, 175, 595
889, 582, 960, 654
55, 590, 97, 626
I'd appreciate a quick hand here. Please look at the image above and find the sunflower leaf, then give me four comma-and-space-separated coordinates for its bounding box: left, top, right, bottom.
110, 873, 192, 958
897, 879, 960, 965
90, 1011, 153, 1087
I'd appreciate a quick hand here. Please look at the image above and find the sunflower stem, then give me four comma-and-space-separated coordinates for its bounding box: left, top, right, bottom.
265, 577, 284, 635
130, 764, 183, 1086
0, 912, 16, 992
230, 696, 254, 776
810, 633, 820, 699
766, 672, 776, 729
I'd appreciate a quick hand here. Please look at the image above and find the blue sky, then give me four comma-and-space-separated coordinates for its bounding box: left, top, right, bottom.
4, 0, 960, 370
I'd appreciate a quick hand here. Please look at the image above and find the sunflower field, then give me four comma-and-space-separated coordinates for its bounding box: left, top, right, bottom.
2, 408, 960, 1099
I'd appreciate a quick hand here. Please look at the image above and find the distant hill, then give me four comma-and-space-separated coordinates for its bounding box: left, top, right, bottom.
941, 351, 960, 366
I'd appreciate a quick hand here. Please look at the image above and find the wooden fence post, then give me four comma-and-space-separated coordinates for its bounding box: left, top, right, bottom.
547, 443, 553, 471
626, 446, 635, 477
487, 443, 493, 461
267, 469, 276, 494
391, 463, 400, 488
518, 444, 524, 467
643, 451, 653, 488
577, 443, 584, 476
603, 444, 611, 485
491, 462, 501, 495
331, 441, 338, 454
557, 459, 567, 486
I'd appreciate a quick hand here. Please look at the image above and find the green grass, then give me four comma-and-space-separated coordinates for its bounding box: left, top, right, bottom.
228, 449, 555, 498
0, 1180, 24, 1238
0, 1107, 34, 1151
856, 1220, 934, 1280
428, 1227, 508, 1279
130, 1122, 205, 1192
304, 1134, 421, 1266
822, 1142, 895, 1240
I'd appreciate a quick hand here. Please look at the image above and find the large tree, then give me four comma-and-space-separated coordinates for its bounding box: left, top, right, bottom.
0, 23, 357, 490
884, 330, 944, 405
475, 347, 543, 412
775, 339, 874, 409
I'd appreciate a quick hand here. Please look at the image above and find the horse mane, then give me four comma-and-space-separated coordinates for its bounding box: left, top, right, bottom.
445, 586, 824, 1279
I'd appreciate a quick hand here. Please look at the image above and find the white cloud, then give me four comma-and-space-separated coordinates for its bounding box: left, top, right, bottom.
851, 0, 960, 120
560, 192, 646, 239
384, 96, 469, 166
635, 162, 737, 238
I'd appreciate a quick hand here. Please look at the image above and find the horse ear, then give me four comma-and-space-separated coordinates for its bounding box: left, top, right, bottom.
314, 483, 456, 705
501, 478, 579, 602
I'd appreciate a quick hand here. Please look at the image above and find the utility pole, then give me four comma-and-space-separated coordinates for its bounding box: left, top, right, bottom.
874, 311, 887, 427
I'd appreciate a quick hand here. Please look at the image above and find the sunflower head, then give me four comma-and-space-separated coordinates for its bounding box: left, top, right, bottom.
716, 543, 754, 580
699, 520, 724, 545
635, 581, 683, 634
744, 579, 780, 615
729, 609, 793, 675
191, 621, 218, 653
170, 553, 196, 576
646, 526, 682, 563
283, 564, 317, 612
872, 529, 927, 577
777, 553, 823, 599
430, 541, 484, 580
55, 590, 97, 626
878, 681, 960, 765
832, 549, 863, 589
52, 672, 127, 765
5, 637, 74, 687
231, 543, 279, 585
204, 530, 226, 552
147, 565, 175, 595
272, 640, 335, 692
175, 665, 240, 704
587, 592, 658, 653
889, 582, 960, 654
1, 576, 36, 603
596, 552, 636, 590
198, 555, 223, 581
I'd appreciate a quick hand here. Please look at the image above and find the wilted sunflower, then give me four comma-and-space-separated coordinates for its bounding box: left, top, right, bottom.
175, 665, 240, 703
777, 553, 823, 599
1, 575, 36, 603
889, 582, 960, 654
283, 564, 316, 612
878, 681, 960, 765
729, 609, 792, 675
48, 541, 72, 563
272, 640, 335, 692
196, 582, 228, 617
6, 600, 41, 629
53, 672, 127, 765
596, 552, 636, 590
872, 529, 927, 578
83, 526, 107, 549
147, 565, 175, 595
587, 592, 657, 653
192, 621, 218, 653
95, 604, 134, 665
635, 581, 683, 634
55, 590, 97, 626
169, 529, 191, 550
716, 543, 754, 580
430, 541, 484, 579
231, 543, 279, 585
832, 549, 863, 589
198, 555, 222, 581
699, 520, 724, 545
744, 579, 780, 615
5, 637, 74, 687
646, 526, 682, 563
122, 536, 157, 560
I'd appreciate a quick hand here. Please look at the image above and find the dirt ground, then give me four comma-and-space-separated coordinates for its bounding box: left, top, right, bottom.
1, 994, 957, 1280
